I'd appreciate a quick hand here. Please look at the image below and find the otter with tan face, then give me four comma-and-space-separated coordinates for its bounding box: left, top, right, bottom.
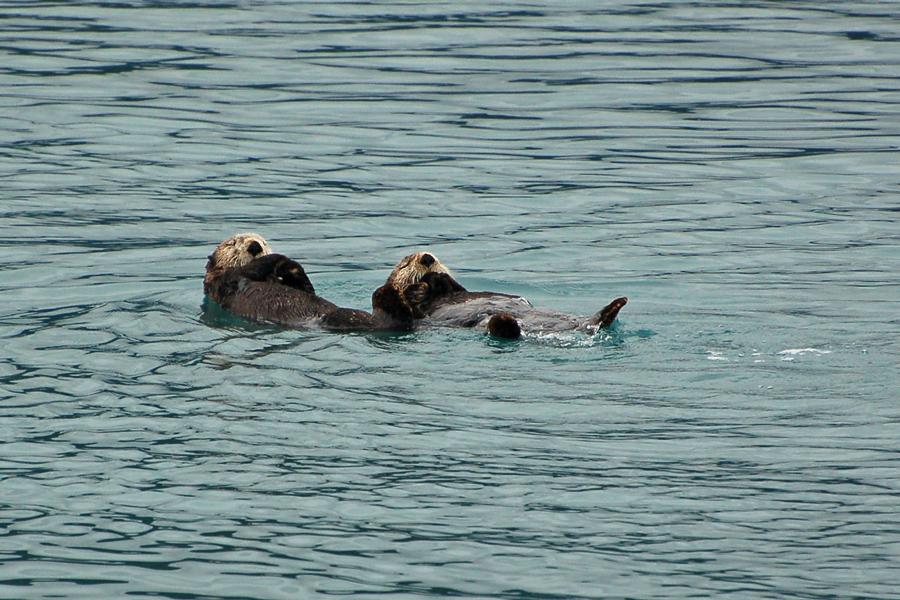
204, 236, 414, 332
386, 251, 627, 339
385, 251, 453, 290
204, 233, 272, 298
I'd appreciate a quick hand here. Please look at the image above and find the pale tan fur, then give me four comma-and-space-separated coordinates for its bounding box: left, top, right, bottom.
385, 252, 452, 291
204, 233, 272, 296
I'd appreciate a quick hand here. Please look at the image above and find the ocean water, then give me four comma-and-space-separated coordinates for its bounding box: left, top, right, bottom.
1, 1, 899, 598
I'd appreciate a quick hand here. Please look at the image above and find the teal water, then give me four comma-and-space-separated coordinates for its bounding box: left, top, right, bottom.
2, 2, 899, 598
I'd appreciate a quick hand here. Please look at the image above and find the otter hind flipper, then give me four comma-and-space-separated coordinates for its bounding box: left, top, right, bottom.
487, 313, 521, 339
590, 297, 628, 328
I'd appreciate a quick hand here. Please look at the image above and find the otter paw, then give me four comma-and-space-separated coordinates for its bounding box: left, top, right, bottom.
372, 283, 415, 330
276, 262, 315, 295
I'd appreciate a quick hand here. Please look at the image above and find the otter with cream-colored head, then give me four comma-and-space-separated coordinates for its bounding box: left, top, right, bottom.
387, 251, 626, 339
204, 235, 415, 332
204, 233, 272, 297
385, 251, 452, 290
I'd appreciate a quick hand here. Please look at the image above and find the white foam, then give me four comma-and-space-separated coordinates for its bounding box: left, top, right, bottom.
778, 348, 832, 356
778, 348, 831, 361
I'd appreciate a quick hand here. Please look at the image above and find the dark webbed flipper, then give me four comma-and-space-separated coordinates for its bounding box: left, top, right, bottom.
488, 313, 521, 339
591, 297, 628, 328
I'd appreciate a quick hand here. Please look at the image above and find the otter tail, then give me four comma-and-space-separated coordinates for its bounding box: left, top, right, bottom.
589, 297, 628, 328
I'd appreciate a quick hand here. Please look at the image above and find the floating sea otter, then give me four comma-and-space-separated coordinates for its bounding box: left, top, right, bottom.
386, 252, 627, 339
205, 234, 414, 332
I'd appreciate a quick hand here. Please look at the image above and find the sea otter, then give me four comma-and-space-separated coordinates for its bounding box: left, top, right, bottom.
386, 252, 627, 339
204, 232, 272, 297
205, 237, 414, 332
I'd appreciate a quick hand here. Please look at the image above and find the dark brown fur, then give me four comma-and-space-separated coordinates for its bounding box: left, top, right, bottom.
208, 254, 414, 332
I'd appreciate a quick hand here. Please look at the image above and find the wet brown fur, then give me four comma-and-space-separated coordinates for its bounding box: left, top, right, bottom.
205, 238, 413, 332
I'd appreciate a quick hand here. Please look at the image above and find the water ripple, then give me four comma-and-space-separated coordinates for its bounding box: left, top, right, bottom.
2, 2, 899, 599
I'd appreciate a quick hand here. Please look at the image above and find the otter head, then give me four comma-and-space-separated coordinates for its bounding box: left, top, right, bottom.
385, 252, 452, 291
204, 233, 272, 295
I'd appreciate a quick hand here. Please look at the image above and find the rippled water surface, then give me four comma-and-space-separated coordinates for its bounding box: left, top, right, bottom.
2, 2, 899, 598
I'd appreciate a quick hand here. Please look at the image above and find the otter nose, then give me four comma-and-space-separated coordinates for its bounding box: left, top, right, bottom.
247, 241, 263, 256
420, 254, 435, 267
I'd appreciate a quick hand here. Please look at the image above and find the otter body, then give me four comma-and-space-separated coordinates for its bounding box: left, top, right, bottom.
426, 297, 599, 333
407, 271, 626, 337
205, 237, 413, 332
388, 252, 627, 338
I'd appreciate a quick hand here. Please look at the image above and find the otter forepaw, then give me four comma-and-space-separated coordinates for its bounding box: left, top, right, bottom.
274, 259, 315, 295
402, 282, 431, 318
372, 283, 415, 330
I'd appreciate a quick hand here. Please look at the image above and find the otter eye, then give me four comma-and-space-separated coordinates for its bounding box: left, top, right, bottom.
420, 254, 435, 267
247, 241, 263, 256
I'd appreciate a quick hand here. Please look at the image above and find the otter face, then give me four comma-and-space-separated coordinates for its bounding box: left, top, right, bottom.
386, 252, 451, 291
205, 233, 273, 295
207, 233, 272, 271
